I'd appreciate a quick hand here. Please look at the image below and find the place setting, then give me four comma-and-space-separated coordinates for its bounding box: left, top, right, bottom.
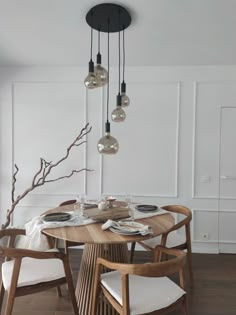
101, 219, 153, 236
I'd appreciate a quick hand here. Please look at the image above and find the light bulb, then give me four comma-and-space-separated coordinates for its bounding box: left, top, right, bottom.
97, 133, 119, 154
84, 60, 98, 89
121, 93, 130, 107
84, 73, 98, 89
121, 81, 130, 106
97, 121, 119, 154
95, 64, 108, 87
111, 106, 126, 122
112, 94, 126, 122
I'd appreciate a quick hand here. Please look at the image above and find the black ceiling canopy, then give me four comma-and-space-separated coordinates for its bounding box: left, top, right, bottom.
86, 3, 131, 33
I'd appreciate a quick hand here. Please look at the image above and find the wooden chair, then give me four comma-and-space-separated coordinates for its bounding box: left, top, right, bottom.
59, 199, 84, 254
130, 205, 193, 286
0, 228, 78, 315
91, 246, 188, 315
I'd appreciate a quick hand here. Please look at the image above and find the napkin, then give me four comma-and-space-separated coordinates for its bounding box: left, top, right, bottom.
24, 212, 95, 251
101, 219, 153, 235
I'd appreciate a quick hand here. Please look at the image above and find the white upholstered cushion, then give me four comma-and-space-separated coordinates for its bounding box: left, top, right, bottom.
101, 271, 186, 315
2, 250, 65, 290
141, 231, 186, 249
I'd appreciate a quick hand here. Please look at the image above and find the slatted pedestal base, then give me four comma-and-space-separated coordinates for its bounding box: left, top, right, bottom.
75, 243, 129, 315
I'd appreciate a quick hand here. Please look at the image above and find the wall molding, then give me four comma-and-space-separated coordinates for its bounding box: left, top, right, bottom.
100, 81, 181, 198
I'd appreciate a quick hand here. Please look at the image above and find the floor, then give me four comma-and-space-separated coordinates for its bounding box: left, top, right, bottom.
1, 249, 236, 315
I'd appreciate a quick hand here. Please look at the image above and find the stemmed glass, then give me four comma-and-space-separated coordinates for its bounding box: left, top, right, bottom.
74, 194, 85, 217
125, 194, 135, 221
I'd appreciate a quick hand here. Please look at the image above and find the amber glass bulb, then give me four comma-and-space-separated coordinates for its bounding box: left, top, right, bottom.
97, 122, 119, 154
111, 106, 126, 122
84, 60, 98, 89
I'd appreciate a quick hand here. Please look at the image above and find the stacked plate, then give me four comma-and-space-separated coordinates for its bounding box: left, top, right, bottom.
135, 205, 158, 212
109, 221, 145, 235
42, 212, 72, 223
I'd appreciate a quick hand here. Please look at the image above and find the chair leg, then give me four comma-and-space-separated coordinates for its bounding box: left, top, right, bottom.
129, 242, 136, 263
0, 280, 5, 313
186, 248, 194, 287
183, 295, 189, 315
56, 286, 62, 297
63, 259, 78, 315
91, 264, 102, 315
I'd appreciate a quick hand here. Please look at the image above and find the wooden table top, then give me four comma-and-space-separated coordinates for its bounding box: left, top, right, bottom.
42, 204, 175, 244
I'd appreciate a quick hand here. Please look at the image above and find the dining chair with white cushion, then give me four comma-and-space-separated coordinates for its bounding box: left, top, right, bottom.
130, 205, 193, 286
0, 228, 78, 315
91, 246, 188, 315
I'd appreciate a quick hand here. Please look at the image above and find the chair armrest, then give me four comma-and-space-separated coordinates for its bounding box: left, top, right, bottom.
0, 246, 66, 260
96, 246, 186, 277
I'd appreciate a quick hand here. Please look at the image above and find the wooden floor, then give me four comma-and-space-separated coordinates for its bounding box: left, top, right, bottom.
1, 249, 236, 315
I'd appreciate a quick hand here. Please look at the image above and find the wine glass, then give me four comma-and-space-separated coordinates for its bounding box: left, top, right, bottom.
125, 194, 135, 221
74, 194, 85, 217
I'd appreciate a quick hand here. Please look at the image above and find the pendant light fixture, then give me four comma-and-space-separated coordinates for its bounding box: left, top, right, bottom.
94, 30, 108, 87
111, 25, 126, 122
84, 25, 98, 89
121, 28, 130, 107
85, 3, 131, 154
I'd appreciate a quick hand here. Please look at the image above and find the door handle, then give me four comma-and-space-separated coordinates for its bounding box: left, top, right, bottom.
221, 175, 236, 180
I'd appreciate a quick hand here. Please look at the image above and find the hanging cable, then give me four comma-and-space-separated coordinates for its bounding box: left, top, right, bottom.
122, 28, 125, 82
118, 29, 121, 94
106, 20, 110, 122
98, 30, 100, 53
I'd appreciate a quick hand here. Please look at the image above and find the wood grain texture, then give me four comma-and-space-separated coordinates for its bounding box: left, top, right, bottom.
42, 205, 175, 244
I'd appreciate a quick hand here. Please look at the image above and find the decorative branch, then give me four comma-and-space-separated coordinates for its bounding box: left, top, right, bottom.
2, 123, 92, 229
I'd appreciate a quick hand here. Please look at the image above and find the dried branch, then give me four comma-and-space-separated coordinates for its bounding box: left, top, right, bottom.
11, 165, 19, 203
2, 123, 92, 229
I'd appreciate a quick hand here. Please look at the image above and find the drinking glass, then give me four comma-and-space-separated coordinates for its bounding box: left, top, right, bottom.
125, 194, 135, 221
74, 194, 85, 217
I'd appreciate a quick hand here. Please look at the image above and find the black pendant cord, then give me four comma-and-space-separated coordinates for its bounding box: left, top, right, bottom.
106, 22, 110, 123
122, 28, 125, 82
118, 29, 121, 94
98, 30, 100, 53
90, 26, 93, 61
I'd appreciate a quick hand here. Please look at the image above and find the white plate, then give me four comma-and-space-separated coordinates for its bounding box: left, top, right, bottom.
109, 221, 145, 235
109, 226, 140, 235
42, 215, 75, 224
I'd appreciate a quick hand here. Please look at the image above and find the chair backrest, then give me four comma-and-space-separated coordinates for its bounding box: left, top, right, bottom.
59, 199, 77, 206
97, 246, 186, 279
161, 205, 192, 234
0, 228, 26, 252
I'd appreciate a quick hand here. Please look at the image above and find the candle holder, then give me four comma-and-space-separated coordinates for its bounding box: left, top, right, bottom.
106, 197, 116, 208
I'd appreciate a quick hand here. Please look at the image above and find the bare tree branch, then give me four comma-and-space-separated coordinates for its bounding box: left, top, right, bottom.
2, 123, 93, 229
11, 164, 19, 203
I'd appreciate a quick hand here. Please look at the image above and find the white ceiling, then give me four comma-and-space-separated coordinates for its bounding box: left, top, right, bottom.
0, 0, 236, 67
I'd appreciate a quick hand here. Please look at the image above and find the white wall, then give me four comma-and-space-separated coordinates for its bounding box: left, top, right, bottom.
0, 65, 236, 254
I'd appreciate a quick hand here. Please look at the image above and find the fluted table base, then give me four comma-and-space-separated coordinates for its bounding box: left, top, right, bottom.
75, 243, 129, 315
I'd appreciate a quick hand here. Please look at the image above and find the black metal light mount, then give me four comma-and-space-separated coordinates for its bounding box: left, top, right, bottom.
86, 3, 131, 33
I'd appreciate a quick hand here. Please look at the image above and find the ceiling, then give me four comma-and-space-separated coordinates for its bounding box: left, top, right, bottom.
0, 0, 236, 67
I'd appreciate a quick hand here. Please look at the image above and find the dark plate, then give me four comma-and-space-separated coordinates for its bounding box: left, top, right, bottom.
135, 205, 158, 212
42, 212, 71, 222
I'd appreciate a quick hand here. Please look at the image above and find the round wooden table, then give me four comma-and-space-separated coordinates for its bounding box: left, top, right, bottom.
42, 205, 175, 315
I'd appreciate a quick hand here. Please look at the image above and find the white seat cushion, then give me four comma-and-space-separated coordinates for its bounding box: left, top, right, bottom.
2, 251, 65, 290
101, 271, 186, 315
141, 231, 186, 249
